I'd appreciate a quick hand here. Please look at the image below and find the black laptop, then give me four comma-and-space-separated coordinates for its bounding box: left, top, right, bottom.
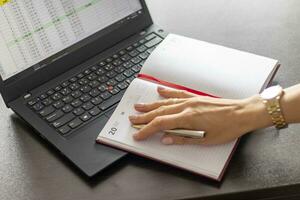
0, 0, 166, 177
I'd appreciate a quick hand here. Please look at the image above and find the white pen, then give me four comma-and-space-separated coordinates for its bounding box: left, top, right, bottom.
132, 124, 206, 139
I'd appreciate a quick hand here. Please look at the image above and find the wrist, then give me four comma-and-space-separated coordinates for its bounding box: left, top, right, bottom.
239, 95, 273, 132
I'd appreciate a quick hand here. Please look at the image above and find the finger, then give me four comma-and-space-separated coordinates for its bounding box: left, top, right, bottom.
161, 134, 207, 145
130, 103, 184, 124
157, 87, 196, 98
134, 98, 186, 112
133, 114, 183, 141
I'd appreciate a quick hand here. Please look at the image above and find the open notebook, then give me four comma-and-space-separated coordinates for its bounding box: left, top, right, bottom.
97, 34, 279, 181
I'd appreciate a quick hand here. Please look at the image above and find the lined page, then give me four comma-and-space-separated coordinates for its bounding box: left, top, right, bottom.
98, 78, 237, 179
141, 34, 278, 99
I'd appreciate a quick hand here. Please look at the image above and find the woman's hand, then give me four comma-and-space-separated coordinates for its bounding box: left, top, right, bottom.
129, 87, 272, 145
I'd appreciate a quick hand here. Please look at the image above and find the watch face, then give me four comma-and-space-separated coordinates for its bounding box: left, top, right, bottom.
260, 85, 283, 100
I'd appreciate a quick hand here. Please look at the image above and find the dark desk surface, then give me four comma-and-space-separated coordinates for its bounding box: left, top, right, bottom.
1, 1, 300, 200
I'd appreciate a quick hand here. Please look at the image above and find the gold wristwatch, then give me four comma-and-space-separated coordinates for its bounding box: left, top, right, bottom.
260, 85, 287, 129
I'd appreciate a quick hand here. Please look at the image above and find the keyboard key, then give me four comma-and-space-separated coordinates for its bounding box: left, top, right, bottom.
77, 73, 84, 79
131, 57, 142, 64
106, 71, 117, 79
115, 74, 126, 82
62, 104, 73, 113
100, 91, 112, 100
89, 88, 100, 97
71, 99, 83, 108
62, 96, 73, 104
109, 88, 120, 95
139, 39, 146, 44
55, 86, 62, 91
123, 61, 133, 69
89, 107, 101, 116
114, 66, 125, 73
53, 101, 64, 109
80, 94, 91, 102
73, 108, 85, 116
98, 84, 107, 92
126, 46, 133, 51
80, 113, 91, 122
27, 100, 37, 106
99, 61, 106, 67
121, 54, 131, 62
71, 91, 82, 98
137, 45, 147, 53
53, 113, 75, 128
117, 81, 129, 90
112, 54, 119, 59
90, 65, 98, 71
140, 60, 145, 66
87, 73, 97, 80
129, 50, 139, 57
124, 69, 135, 77
52, 93, 62, 101
96, 68, 106, 75
61, 88, 71, 96
106, 79, 118, 86
69, 77, 77, 83
78, 78, 89, 85
69, 83, 80, 90
126, 76, 136, 84
119, 50, 126, 55
33, 102, 44, 111
82, 102, 94, 111
39, 106, 55, 117
61, 81, 70, 87
46, 110, 64, 122
42, 98, 53, 106
105, 57, 113, 63
80, 85, 92, 93
39, 93, 48, 100
145, 37, 163, 48
47, 90, 55, 95
98, 76, 108, 83
145, 33, 156, 41
59, 125, 71, 135
112, 59, 122, 66
104, 64, 114, 71
68, 118, 83, 129
84, 69, 91, 75
91, 97, 103, 105
89, 80, 100, 88
147, 46, 156, 54
139, 52, 150, 60
132, 65, 142, 73
133, 42, 140, 47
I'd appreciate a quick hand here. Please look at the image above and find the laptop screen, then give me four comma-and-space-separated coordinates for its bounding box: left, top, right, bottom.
0, 0, 142, 81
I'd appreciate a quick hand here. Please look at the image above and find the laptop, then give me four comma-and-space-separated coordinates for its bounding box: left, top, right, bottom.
0, 0, 167, 177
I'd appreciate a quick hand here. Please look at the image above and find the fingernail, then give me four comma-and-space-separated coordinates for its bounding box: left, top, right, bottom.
162, 137, 173, 145
129, 115, 137, 121
157, 86, 165, 91
134, 103, 145, 108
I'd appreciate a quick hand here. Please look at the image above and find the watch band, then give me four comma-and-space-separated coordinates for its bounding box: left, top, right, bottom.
262, 94, 287, 129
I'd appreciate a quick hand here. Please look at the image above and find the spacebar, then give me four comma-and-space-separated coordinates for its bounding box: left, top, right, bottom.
99, 90, 125, 111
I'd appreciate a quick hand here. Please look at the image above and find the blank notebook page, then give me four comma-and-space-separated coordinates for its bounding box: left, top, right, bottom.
98, 78, 237, 179
140, 34, 278, 99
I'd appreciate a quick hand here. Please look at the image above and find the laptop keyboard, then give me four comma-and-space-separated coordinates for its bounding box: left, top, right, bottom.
26, 33, 163, 136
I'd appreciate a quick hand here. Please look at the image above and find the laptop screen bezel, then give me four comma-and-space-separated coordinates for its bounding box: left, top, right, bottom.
0, 0, 152, 105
